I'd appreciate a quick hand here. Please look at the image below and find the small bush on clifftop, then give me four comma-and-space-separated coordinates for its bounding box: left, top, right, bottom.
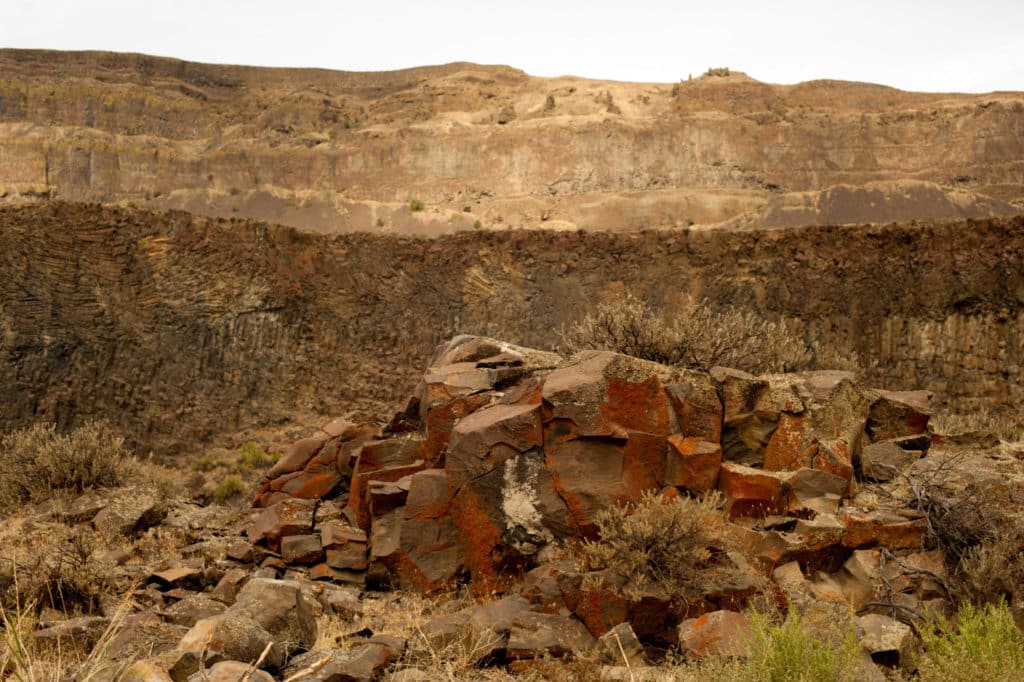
0, 422, 130, 506
561, 294, 811, 374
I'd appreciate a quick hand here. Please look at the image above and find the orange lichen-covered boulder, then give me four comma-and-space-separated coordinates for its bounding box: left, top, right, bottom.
678, 610, 753, 659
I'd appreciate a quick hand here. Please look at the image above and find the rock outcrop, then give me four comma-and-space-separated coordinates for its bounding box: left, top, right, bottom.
250, 336, 932, 600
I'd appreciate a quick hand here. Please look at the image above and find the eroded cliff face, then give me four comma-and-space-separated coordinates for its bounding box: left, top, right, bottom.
1, 203, 1020, 452
1, 50, 1022, 234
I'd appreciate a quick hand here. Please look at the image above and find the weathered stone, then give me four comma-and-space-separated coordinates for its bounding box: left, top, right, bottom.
771, 560, 807, 595
760, 377, 869, 483
394, 470, 465, 592
247, 498, 316, 551
150, 567, 203, 589
718, 462, 785, 518
161, 593, 227, 627
856, 613, 918, 671
419, 611, 472, 652
309, 563, 364, 586
325, 547, 367, 572
121, 660, 174, 682
665, 436, 721, 492
598, 622, 646, 666
573, 580, 630, 637
867, 390, 931, 443
450, 448, 573, 589
187, 661, 274, 682
543, 351, 675, 438
367, 477, 411, 519
232, 578, 318, 653
32, 616, 108, 648
665, 371, 724, 442
841, 508, 927, 550
210, 568, 249, 605
860, 441, 921, 481
65, 492, 109, 522
282, 534, 325, 565
447, 402, 543, 490
319, 585, 362, 620
755, 375, 807, 418
348, 458, 427, 531
507, 611, 596, 659
521, 562, 584, 612
173, 615, 282, 680
266, 433, 330, 480
282, 643, 391, 682
463, 595, 533, 663
899, 548, 948, 599
678, 610, 752, 659
226, 539, 255, 563
93, 488, 166, 537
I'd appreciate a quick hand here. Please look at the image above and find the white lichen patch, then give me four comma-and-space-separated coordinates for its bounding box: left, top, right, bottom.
500, 454, 554, 553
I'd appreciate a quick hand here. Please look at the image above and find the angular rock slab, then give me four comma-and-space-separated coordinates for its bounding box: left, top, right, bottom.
678, 610, 752, 659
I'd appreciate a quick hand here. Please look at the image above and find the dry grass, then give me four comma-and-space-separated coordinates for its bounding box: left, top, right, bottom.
955, 529, 1024, 607
0, 587, 134, 682
578, 491, 747, 600
560, 294, 811, 374
0, 422, 132, 507
930, 410, 1024, 442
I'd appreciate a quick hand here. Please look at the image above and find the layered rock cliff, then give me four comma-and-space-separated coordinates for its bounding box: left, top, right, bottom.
1, 203, 1020, 452
1, 50, 1022, 234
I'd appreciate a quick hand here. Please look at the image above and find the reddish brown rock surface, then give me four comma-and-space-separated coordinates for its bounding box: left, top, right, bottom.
247, 335, 942, 598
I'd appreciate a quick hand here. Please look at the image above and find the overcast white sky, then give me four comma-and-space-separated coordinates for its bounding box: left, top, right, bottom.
2, 1, 1022, 93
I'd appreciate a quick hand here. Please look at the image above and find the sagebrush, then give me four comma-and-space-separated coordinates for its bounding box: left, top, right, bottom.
579, 490, 741, 598
560, 295, 814, 373
0, 421, 131, 506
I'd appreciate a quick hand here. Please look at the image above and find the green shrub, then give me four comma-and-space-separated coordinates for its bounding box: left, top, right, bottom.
237, 441, 273, 470
0, 422, 130, 506
916, 601, 1024, 681
738, 610, 863, 682
409, 199, 425, 212
193, 455, 216, 472
213, 475, 246, 504
579, 491, 742, 598
560, 294, 811, 374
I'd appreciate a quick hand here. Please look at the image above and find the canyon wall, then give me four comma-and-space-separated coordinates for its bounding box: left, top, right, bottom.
1, 203, 1020, 452
1, 50, 1022, 234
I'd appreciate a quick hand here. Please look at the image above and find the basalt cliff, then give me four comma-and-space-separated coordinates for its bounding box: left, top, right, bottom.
1, 50, 1022, 235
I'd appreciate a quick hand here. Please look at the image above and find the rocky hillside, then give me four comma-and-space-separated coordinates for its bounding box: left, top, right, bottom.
1, 202, 1021, 453
1, 50, 1022, 233
3, 336, 1023, 680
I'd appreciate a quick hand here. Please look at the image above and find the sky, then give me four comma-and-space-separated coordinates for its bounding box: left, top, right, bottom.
2, 0, 1022, 93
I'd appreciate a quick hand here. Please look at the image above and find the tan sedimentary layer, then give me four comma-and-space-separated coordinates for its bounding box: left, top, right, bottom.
1, 50, 1022, 233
